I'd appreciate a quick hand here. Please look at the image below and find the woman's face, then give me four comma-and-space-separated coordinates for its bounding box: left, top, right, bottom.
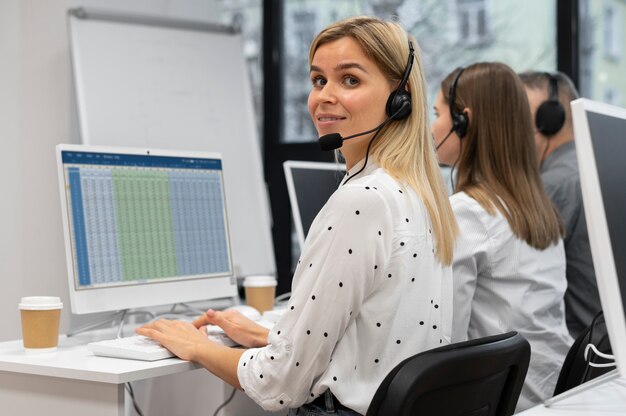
308, 37, 392, 162
432, 89, 462, 166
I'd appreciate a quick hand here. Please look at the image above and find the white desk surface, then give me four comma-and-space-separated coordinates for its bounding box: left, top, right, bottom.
0, 332, 201, 384
518, 373, 626, 415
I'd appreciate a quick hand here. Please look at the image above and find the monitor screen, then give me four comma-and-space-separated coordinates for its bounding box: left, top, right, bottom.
572, 98, 626, 376
57, 145, 237, 314
283, 161, 345, 251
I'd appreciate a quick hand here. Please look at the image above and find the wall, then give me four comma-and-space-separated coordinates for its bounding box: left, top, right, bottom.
1, 0, 69, 341
0, 1, 278, 414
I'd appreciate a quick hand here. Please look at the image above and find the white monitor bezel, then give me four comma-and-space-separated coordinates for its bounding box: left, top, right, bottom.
572, 98, 626, 376
283, 160, 345, 252
56, 144, 237, 314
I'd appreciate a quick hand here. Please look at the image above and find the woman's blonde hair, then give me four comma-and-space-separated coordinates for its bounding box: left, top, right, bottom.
442, 62, 563, 249
309, 16, 458, 265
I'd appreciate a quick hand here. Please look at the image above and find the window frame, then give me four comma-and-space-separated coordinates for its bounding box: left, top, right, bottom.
263, 0, 581, 291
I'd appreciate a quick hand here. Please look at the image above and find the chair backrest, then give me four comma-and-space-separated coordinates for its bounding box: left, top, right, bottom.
366, 332, 530, 416
553, 311, 613, 395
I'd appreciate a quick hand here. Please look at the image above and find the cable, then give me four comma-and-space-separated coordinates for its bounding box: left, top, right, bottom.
584, 343, 615, 361
448, 137, 463, 192
584, 343, 616, 368
342, 127, 383, 186
581, 310, 606, 382
125, 382, 145, 416
212, 387, 237, 416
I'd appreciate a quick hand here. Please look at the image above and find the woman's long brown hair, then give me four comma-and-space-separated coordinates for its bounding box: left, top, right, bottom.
442, 62, 563, 249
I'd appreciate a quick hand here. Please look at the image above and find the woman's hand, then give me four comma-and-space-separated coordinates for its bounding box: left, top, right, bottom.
193, 309, 270, 348
137, 318, 245, 389
136, 319, 213, 361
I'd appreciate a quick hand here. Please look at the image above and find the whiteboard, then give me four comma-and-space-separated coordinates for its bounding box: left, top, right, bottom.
68, 8, 275, 278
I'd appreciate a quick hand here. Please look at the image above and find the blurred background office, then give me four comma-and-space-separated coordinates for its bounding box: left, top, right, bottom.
1, 1, 624, 415
1, 0, 625, 341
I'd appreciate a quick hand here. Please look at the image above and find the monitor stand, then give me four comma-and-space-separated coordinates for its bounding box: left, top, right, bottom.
66, 296, 239, 338
66, 309, 156, 338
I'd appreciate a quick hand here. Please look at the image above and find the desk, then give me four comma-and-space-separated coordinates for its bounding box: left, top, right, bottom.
0, 333, 201, 416
518, 373, 626, 415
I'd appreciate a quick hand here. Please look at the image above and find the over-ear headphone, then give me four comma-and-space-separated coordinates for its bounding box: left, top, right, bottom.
535, 73, 565, 136
448, 67, 468, 138
385, 41, 414, 120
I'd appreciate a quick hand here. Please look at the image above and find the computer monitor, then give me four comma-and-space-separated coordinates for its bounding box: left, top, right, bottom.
572, 98, 626, 376
283, 161, 345, 251
56, 144, 237, 314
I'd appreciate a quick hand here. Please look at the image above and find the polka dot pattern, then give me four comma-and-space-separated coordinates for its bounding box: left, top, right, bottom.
236, 170, 448, 413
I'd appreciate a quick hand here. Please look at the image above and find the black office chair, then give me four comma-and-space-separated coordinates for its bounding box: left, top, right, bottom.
366, 331, 530, 416
553, 311, 613, 395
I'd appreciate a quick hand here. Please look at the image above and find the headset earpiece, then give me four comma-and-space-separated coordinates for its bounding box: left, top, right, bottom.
449, 67, 468, 138
385, 41, 414, 120
453, 110, 468, 138
535, 74, 565, 136
386, 90, 411, 120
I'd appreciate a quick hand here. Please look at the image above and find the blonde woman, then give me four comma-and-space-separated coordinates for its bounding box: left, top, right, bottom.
139, 17, 457, 415
432, 62, 573, 410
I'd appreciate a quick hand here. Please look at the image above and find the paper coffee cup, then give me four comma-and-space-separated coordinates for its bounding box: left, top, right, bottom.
18, 296, 63, 352
243, 275, 277, 313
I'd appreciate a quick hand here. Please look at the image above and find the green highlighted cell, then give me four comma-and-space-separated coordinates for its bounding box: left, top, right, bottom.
112, 170, 178, 281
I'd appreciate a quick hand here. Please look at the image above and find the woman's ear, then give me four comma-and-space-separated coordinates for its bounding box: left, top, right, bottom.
463, 107, 472, 122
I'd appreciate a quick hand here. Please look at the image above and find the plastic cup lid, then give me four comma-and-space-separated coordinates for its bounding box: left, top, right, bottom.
18, 296, 63, 310
243, 275, 277, 288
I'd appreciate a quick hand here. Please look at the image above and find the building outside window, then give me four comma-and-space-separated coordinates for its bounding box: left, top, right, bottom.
580, 0, 626, 106
604, 1, 622, 60
281, 0, 556, 143
456, 0, 492, 46
603, 87, 621, 104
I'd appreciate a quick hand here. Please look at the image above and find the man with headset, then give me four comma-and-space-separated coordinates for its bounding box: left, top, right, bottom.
520, 71, 600, 338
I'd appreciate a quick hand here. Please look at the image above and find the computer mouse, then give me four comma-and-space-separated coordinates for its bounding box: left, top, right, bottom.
225, 304, 261, 320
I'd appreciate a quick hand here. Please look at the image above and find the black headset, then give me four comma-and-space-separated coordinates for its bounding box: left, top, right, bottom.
535, 73, 565, 136
384, 41, 414, 120
449, 67, 468, 138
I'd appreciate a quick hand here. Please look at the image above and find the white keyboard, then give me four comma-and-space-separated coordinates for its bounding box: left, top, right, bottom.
87, 335, 175, 361
206, 325, 239, 347
87, 328, 239, 361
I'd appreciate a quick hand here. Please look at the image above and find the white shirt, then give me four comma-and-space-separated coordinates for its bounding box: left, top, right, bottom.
450, 192, 573, 411
238, 161, 452, 414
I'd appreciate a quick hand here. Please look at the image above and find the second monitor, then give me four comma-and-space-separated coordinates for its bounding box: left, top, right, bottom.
283, 161, 346, 252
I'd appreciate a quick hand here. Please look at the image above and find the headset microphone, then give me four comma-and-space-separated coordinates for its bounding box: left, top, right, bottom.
318, 103, 406, 151
434, 127, 455, 150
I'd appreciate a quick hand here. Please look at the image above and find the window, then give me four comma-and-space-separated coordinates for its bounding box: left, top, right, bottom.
281, 0, 556, 143
457, 0, 492, 46
580, 0, 626, 107
604, 2, 622, 60
285, 9, 318, 142
604, 87, 621, 105
271, 0, 558, 287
